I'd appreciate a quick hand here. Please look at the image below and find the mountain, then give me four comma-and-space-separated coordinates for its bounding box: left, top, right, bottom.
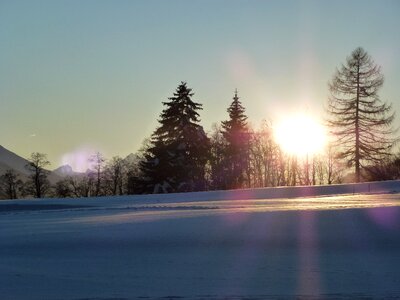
0, 145, 61, 184
53, 164, 75, 176
123, 153, 138, 164
0, 161, 29, 181
0, 145, 33, 176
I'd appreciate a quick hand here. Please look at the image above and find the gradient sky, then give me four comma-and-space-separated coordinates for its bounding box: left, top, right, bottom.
1, 0, 399, 171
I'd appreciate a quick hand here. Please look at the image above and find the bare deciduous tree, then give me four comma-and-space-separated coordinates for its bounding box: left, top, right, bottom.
55, 178, 73, 198
104, 156, 125, 195
0, 169, 23, 199
26, 152, 50, 198
89, 152, 105, 196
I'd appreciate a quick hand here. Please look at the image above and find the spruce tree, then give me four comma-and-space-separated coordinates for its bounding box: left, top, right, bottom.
139, 82, 210, 193
327, 47, 397, 182
221, 90, 250, 189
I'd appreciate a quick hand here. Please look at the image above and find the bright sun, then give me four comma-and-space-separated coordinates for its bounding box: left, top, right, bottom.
274, 114, 327, 157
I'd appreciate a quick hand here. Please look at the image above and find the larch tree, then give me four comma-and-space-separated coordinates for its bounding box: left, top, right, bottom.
139, 82, 210, 193
327, 47, 397, 182
221, 89, 250, 189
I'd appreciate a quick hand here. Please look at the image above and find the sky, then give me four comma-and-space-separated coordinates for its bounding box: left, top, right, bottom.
1, 0, 399, 171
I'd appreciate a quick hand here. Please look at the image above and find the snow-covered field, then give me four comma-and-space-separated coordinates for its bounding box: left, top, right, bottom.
1, 184, 400, 299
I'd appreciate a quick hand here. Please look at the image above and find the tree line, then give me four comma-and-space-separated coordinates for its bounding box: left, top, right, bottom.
1, 47, 399, 199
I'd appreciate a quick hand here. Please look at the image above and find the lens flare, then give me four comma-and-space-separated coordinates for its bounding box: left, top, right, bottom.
60, 146, 98, 173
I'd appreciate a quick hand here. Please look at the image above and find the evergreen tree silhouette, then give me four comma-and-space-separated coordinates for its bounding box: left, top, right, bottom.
139, 82, 210, 193
221, 89, 250, 189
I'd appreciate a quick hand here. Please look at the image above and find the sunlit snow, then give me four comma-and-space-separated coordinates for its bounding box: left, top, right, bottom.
1, 183, 400, 299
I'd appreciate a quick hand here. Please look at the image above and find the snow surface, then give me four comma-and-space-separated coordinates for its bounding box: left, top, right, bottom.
1, 184, 400, 299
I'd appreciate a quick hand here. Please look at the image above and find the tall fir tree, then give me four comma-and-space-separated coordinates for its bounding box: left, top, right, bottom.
139, 82, 210, 193
221, 89, 250, 189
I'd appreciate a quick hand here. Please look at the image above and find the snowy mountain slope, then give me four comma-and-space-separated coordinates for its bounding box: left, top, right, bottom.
52, 164, 84, 178
0, 161, 29, 182
0, 145, 31, 175
0, 145, 62, 183
52, 164, 74, 176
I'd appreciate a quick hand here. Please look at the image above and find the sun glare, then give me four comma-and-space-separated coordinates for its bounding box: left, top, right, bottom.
274, 114, 327, 157
61, 146, 97, 173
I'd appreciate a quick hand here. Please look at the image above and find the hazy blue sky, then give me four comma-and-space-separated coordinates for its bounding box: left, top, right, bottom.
1, 0, 399, 170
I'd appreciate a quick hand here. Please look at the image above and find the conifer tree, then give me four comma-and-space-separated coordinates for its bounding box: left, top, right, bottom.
221, 90, 250, 189
139, 82, 210, 193
327, 47, 397, 182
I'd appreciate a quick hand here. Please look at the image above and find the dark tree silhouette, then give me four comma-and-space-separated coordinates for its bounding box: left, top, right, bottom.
67, 174, 94, 198
327, 47, 397, 182
55, 178, 73, 198
221, 89, 250, 189
139, 82, 210, 193
26, 152, 50, 198
124, 139, 150, 194
365, 154, 400, 181
104, 156, 125, 195
208, 123, 227, 190
0, 169, 23, 199
89, 152, 105, 196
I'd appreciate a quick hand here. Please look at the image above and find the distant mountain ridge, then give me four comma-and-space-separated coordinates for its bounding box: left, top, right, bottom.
53, 164, 75, 176
0, 145, 136, 184
0, 145, 62, 183
0, 145, 31, 176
